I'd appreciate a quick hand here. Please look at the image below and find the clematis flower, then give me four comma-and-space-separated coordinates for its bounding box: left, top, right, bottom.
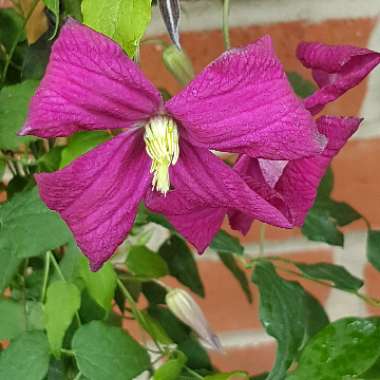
229, 42, 380, 234
19, 19, 326, 270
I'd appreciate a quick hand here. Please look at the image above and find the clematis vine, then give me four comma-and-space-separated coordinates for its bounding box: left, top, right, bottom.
229, 42, 380, 234
19, 19, 326, 270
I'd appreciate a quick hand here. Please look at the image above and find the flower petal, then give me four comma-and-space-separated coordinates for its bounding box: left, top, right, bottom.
230, 116, 362, 234
166, 35, 325, 160
36, 131, 151, 270
145, 140, 293, 252
297, 42, 380, 114
20, 19, 162, 138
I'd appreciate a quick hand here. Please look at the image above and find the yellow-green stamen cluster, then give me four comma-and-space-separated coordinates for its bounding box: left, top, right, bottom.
144, 116, 180, 195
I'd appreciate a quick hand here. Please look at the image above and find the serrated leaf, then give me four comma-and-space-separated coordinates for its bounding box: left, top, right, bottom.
126, 245, 169, 279
154, 351, 187, 380
252, 261, 306, 380
159, 235, 204, 297
302, 207, 344, 246
295, 262, 363, 292
211, 230, 244, 255
0, 80, 38, 149
82, 0, 152, 57
0, 331, 49, 380
60, 131, 111, 168
45, 281, 81, 355
72, 321, 150, 380
158, 0, 180, 48
367, 230, 380, 272
0, 187, 72, 259
217, 251, 252, 303
287, 318, 380, 380
0, 299, 26, 340
79, 253, 117, 311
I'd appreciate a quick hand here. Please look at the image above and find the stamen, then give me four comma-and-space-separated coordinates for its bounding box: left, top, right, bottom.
144, 116, 180, 195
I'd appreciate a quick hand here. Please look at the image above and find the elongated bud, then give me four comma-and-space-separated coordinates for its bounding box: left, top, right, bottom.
166, 288, 223, 352
163, 45, 194, 86
158, 0, 181, 49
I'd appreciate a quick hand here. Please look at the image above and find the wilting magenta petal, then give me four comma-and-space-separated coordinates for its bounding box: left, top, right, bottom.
36, 131, 151, 270
19, 19, 162, 138
275, 116, 362, 225
166, 35, 325, 160
297, 42, 380, 115
230, 116, 362, 234
145, 140, 293, 252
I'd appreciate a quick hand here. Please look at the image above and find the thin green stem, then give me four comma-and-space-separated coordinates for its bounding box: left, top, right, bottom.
73, 371, 82, 380
60, 348, 75, 357
1, 0, 41, 84
40, 252, 50, 303
185, 366, 204, 380
48, 251, 82, 326
222, 0, 231, 50
259, 223, 266, 256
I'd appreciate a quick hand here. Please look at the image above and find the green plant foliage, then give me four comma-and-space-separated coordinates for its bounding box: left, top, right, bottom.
72, 321, 150, 380
287, 318, 380, 379
44, 281, 81, 355
0, 80, 39, 149
126, 245, 169, 279
367, 230, 380, 271
0, 299, 26, 340
204, 372, 249, 380
211, 230, 244, 255
159, 235, 205, 297
43, 0, 60, 39
81, 0, 152, 57
286, 72, 316, 99
153, 351, 187, 380
0, 331, 50, 380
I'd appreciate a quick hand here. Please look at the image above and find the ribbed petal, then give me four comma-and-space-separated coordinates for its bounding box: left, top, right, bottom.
36, 131, 151, 270
20, 19, 162, 138
145, 140, 293, 253
297, 42, 380, 115
230, 116, 362, 234
166, 35, 325, 160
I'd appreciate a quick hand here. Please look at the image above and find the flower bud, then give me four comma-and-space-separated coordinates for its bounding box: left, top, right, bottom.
163, 45, 194, 86
166, 288, 223, 352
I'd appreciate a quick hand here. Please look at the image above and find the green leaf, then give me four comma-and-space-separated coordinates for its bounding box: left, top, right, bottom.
252, 261, 307, 380
204, 372, 248, 380
302, 206, 344, 246
0, 299, 26, 340
82, 0, 152, 57
60, 131, 111, 168
287, 318, 380, 380
0, 80, 39, 149
154, 351, 187, 380
367, 230, 380, 272
43, 0, 60, 39
295, 262, 363, 292
0, 187, 72, 259
38, 146, 63, 172
142, 281, 167, 305
326, 201, 362, 227
139, 310, 173, 345
72, 321, 150, 380
45, 281, 81, 355
0, 239, 22, 292
126, 245, 169, 279
0, 331, 49, 380
159, 235, 205, 297
63, 0, 83, 20
0, 9, 24, 51
211, 230, 244, 255
317, 167, 334, 198
286, 72, 316, 99
79, 255, 117, 311
0, 157, 5, 180
25, 301, 45, 331
217, 251, 252, 303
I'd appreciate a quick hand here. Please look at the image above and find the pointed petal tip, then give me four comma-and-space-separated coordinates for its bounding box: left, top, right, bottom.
17, 125, 32, 136
89, 259, 104, 272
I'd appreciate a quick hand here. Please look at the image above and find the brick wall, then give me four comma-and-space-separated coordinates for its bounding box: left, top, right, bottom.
140, 1, 380, 375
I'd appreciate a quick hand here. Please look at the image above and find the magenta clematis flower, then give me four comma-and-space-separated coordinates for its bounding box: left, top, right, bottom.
19, 20, 326, 270
229, 42, 380, 234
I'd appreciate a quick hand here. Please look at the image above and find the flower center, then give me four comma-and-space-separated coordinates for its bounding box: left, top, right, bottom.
144, 115, 180, 195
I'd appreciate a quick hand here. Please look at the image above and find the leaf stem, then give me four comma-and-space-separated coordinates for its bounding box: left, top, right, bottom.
222, 0, 231, 50
60, 348, 75, 357
40, 251, 50, 302
73, 371, 82, 380
1, 0, 41, 84
185, 366, 204, 379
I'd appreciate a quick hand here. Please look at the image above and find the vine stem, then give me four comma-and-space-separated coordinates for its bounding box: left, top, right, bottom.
185, 366, 204, 379
73, 371, 82, 380
222, 0, 231, 50
40, 252, 50, 302
1, 0, 41, 84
